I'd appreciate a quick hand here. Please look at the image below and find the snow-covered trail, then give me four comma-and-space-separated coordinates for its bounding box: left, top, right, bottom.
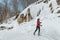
0, 16, 60, 40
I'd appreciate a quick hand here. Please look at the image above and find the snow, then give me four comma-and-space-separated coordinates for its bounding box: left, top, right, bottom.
0, 0, 60, 40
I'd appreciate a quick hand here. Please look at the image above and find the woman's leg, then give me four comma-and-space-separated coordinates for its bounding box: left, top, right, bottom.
34, 27, 38, 35
38, 27, 40, 36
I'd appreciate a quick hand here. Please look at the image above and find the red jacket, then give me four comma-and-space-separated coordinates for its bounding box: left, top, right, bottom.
37, 19, 41, 27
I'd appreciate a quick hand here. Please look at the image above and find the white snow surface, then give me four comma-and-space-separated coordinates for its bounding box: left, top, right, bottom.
0, 0, 60, 40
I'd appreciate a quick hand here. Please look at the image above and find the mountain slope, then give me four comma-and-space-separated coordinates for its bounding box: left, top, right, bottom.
0, 0, 60, 40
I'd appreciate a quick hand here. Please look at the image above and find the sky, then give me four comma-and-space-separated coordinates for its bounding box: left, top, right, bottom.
0, 0, 3, 3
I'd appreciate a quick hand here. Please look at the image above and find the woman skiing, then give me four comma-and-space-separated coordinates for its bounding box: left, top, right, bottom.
34, 18, 42, 36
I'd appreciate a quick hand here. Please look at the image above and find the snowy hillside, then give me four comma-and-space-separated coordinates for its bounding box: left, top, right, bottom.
0, 0, 60, 40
